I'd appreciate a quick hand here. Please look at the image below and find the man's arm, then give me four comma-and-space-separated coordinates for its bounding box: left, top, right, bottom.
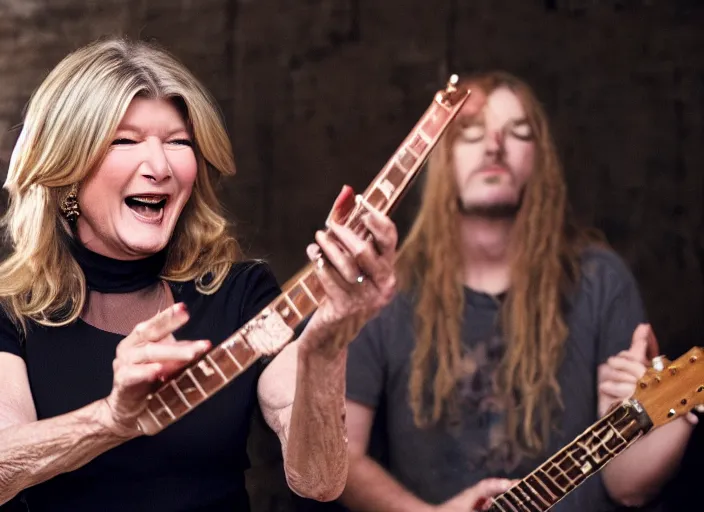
340, 400, 434, 512
339, 400, 513, 512
599, 324, 696, 507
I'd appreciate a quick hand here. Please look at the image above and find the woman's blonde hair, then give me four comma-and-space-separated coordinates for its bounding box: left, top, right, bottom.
1, 37, 240, 329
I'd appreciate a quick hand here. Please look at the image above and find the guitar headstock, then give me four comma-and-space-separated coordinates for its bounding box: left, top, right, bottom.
435, 74, 471, 109
632, 347, 704, 428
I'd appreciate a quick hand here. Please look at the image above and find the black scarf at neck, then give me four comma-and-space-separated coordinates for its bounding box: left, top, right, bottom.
65, 235, 167, 293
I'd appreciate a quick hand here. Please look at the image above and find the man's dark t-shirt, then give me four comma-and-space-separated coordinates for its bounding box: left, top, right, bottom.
345, 247, 647, 511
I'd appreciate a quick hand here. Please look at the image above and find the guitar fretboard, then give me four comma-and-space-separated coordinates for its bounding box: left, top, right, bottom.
136, 80, 472, 435
487, 400, 653, 512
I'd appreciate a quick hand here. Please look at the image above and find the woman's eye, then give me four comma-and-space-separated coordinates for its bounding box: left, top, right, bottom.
168, 139, 193, 147
111, 138, 136, 145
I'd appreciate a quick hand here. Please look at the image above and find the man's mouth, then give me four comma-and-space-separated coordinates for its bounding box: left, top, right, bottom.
476, 165, 510, 184
478, 164, 509, 174
125, 194, 169, 222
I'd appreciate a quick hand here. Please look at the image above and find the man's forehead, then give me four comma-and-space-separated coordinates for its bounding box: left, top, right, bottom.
460, 86, 526, 120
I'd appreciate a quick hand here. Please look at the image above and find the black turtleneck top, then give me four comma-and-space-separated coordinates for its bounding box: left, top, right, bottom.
0, 243, 282, 512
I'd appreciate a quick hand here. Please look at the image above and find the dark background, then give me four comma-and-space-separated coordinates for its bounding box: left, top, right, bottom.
1, 0, 703, 510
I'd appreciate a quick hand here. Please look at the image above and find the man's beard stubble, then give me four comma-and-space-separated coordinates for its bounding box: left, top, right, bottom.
456, 162, 526, 219
456, 194, 523, 220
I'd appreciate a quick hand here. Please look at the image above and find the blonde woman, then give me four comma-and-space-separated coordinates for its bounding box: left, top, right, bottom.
0, 38, 397, 511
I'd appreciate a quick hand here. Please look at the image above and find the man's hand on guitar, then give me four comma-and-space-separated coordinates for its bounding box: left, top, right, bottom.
598, 323, 698, 424
435, 478, 516, 512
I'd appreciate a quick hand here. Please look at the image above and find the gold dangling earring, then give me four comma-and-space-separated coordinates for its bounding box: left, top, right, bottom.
60, 183, 81, 224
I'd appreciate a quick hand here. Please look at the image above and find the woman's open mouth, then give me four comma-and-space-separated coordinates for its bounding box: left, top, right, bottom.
124, 194, 169, 223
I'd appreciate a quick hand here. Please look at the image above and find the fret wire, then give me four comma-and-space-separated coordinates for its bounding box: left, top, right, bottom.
273, 298, 297, 324
370, 160, 415, 211
434, 97, 453, 113
374, 178, 395, 202
403, 109, 440, 162
354, 191, 381, 223
404, 143, 421, 159
365, 182, 394, 214
551, 448, 590, 487
508, 487, 530, 511
528, 410, 637, 503
490, 498, 508, 512
362, 112, 449, 214
582, 421, 623, 464
546, 458, 576, 488
206, 354, 228, 382
528, 475, 557, 502
610, 421, 629, 444
515, 484, 541, 512
145, 403, 163, 428
170, 380, 192, 409
417, 129, 432, 143
495, 495, 517, 512
524, 416, 610, 503
605, 421, 629, 448
186, 368, 207, 398
395, 155, 413, 173
297, 278, 319, 306
155, 393, 176, 420
564, 448, 587, 478
522, 480, 550, 509
417, 127, 435, 143
538, 468, 565, 493
589, 423, 615, 461
403, 136, 420, 161
283, 294, 302, 319
222, 341, 243, 370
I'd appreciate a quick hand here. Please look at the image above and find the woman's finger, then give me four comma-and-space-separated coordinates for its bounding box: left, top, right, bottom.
315, 230, 362, 286
123, 303, 190, 348
306, 243, 355, 299
328, 222, 391, 286
127, 339, 211, 365
359, 204, 398, 257
114, 362, 164, 388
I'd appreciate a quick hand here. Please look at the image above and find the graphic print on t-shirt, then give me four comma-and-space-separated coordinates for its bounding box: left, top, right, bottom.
455, 333, 523, 474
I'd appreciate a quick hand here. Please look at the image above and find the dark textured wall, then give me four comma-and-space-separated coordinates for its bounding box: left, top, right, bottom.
1, 1, 703, 510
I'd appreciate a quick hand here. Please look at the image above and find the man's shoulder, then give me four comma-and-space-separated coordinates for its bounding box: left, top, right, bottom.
376, 290, 416, 322
351, 290, 416, 349
579, 244, 636, 286
568, 244, 642, 317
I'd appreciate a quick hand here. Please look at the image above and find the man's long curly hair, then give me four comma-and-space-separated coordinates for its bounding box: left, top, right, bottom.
396, 71, 601, 458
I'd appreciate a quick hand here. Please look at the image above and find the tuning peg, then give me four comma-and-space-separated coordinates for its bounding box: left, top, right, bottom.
652, 356, 666, 371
